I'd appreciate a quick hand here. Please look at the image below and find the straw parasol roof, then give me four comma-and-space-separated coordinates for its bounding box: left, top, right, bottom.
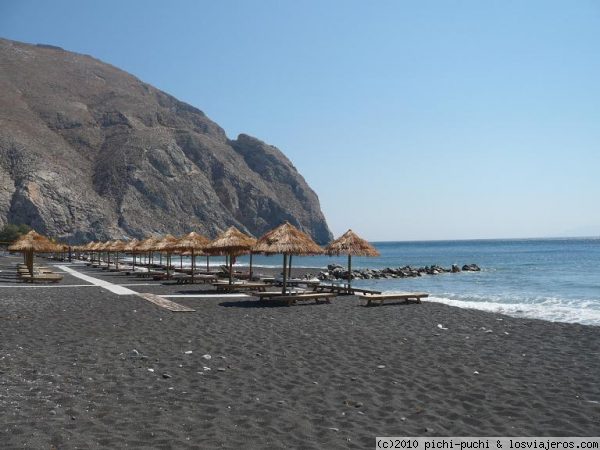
55, 242, 69, 252
108, 240, 127, 252
253, 222, 323, 255
171, 232, 210, 252
325, 229, 379, 257
204, 226, 256, 255
123, 239, 140, 253
8, 230, 56, 252
137, 236, 163, 252
155, 234, 180, 252
89, 241, 104, 252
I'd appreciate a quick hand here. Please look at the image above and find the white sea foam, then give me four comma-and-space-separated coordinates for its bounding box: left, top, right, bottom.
425, 295, 600, 326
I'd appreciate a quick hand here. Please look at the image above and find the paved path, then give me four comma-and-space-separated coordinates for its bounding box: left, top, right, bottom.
56, 265, 139, 295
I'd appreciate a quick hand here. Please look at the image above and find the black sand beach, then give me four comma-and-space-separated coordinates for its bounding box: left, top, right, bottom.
1, 255, 599, 449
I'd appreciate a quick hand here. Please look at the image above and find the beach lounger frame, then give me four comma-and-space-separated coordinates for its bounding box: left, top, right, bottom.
252, 291, 337, 306
357, 292, 429, 306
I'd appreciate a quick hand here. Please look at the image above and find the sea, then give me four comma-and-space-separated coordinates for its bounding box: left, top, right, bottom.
228, 237, 600, 326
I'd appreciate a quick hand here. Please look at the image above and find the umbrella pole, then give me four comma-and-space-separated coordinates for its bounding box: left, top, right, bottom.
282, 253, 288, 294
167, 253, 170, 278
191, 249, 195, 282
160, 252, 163, 267
28, 249, 33, 276
180, 254, 183, 270
348, 254, 352, 293
206, 255, 209, 272
116, 251, 119, 270
133, 253, 136, 271
249, 252, 253, 281
288, 254, 292, 278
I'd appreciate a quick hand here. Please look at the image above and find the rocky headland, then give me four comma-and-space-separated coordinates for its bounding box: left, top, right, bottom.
0, 38, 332, 244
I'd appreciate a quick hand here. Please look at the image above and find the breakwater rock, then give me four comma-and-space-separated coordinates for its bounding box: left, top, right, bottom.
318, 263, 481, 281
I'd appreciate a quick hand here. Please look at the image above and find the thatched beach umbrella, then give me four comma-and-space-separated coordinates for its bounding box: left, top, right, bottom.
8, 231, 57, 276
99, 240, 111, 266
53, 242, 69, 261
171, 232, 210, 282
89, 241, 103, 264
254, 222, 324, 294
138, 236, 162, 270
204, 226, 256, 285
99, 240, 113, 267
83, 242, 94, 262
108, 240, 127, 270
155, 234, 180, 278
325, 229, 380, 292
123, 238, 140, 271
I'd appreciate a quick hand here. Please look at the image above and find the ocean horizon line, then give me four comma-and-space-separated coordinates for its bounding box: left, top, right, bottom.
368, 235, 599, 245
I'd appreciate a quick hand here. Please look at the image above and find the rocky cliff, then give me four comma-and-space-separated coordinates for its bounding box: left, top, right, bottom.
0, 38, 332, 244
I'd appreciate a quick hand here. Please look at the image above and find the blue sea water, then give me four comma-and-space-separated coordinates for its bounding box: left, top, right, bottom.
239, 237, 600, 326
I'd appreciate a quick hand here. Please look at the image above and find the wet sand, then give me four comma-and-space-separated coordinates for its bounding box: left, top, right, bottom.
1, 255, 599, 449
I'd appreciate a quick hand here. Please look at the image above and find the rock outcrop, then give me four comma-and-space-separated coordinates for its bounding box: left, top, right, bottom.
318, 263, 481, 281
0, 38, 332, 243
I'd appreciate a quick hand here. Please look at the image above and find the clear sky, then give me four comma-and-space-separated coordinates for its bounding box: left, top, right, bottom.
2, 0, 599, 241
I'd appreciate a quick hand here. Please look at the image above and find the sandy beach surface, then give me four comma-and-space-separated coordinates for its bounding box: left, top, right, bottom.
1, 255, 599, 449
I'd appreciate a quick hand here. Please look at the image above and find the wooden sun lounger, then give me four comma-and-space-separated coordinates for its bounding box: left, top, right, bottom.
271, 279, 321, 288
135, 271, 165, 278
252, 291, 337, 306
213, 282, 269, 292
218, 265, 252, 280
18, 268, 54, 276
17, 264, 51, 270
312, 284, 382, 295
357, 292, 429, 306
20, 273, 64, 283
152, 272, 173, 281
172, 274, 218, 285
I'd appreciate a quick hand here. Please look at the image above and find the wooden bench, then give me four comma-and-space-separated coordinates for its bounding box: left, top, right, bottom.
252, 291, 337, 306
213, 282, 269, 292
357, 292, 429, 306
20, 273, 64, 283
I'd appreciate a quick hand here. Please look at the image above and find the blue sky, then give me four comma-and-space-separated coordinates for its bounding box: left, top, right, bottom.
2, 0, 599, 240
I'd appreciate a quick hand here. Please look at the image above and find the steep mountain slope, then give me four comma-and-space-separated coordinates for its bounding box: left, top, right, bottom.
0, 38, 332, 243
